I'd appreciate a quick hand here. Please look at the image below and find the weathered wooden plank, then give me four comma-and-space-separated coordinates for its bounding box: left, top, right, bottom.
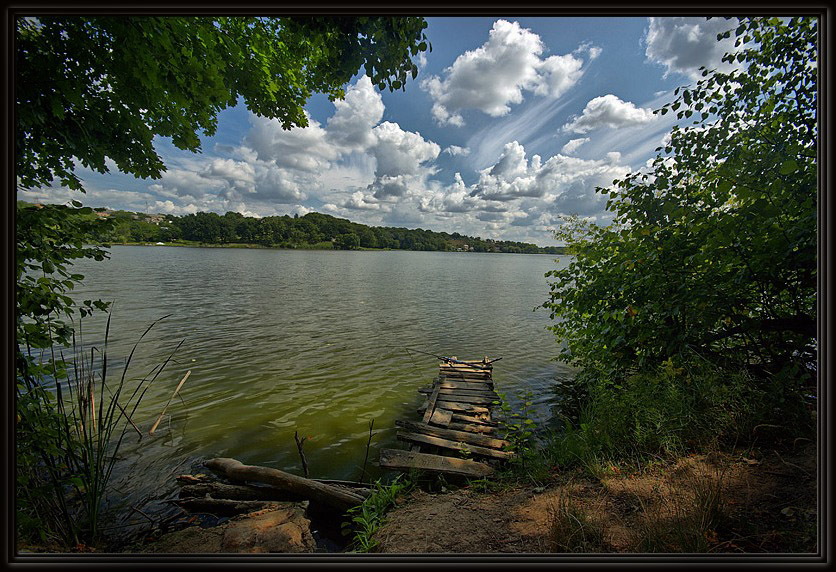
439, 373, 493, 382
419, 400, 490, 415
395, 420, 510, 450
418, 387, 498, 399
378, 448, 494, 478
418, 390, 496, 405
438, 380, 494, 390
440, 359, 491, 367
421, 383, 442, 423
451, 413, 498, 426
429, 408, 453, 427
396, 431, 514, 460
447, 421, 495, 434
412, 382, 442, 453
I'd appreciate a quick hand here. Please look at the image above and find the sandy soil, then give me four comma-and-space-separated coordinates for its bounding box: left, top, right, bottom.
374, 441, 818, 554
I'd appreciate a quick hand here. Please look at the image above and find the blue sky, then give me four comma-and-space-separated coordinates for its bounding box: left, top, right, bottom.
21, 16, 743, 246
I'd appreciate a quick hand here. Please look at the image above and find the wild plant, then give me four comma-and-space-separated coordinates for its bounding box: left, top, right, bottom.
16, 313, 182, 548
341, 475, 412, 553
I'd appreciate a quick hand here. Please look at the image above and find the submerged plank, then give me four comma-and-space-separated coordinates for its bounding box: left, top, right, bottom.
439, 369, 493, 377
378, 448, 494, 478
440, 365, 492, 373
439, 374, 493, 383
395, 420, 510, 450
396, 431, 514, 460
431, 393, 497, 405
413, 383, 442, 453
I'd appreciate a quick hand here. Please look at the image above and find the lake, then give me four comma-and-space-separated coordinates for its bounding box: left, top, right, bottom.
64, 245, 573, 523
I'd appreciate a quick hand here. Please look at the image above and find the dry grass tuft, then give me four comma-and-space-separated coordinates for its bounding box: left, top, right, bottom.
547, 487, 607, 553
629, 461, 726, 552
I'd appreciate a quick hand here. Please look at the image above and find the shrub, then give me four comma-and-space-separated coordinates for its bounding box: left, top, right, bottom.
544, 357, 813, 471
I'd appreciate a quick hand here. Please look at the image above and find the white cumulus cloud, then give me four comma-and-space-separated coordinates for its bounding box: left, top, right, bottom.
563, 94, 656, 134
443, 145, 471, 157
326, 76, 384, 152
644, 17, 740, 80
422, 19, 596, 126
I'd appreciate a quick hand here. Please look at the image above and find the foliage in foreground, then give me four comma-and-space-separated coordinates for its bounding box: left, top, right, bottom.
548, 488, 606, 553
544, 16, 817, 379
342, 476, 412, 553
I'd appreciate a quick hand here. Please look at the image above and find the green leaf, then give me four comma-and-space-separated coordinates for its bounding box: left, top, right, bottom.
779, 160, 798, 175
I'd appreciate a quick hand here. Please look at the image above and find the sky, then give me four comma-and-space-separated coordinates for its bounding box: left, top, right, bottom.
20, 16, 744, 246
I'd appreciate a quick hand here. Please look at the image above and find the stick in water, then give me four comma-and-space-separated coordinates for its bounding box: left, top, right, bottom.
149, 370, 191, 435
294, 431, 309, 478
361, 419, 375, 484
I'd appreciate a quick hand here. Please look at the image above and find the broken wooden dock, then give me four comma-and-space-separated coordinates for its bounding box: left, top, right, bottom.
378, 357, 511, 478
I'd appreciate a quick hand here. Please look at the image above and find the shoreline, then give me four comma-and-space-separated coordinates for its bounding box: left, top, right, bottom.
98, 241, 563, 255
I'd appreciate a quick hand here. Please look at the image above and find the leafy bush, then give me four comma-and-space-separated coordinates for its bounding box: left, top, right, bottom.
544, 17, 817, 378
544, 358, 813, 471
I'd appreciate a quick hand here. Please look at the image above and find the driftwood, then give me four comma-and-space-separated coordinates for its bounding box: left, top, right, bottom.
174, 497, 280, 516
177, 475, 372, 501
179, 481, 291, 502
205, 458, 365, 512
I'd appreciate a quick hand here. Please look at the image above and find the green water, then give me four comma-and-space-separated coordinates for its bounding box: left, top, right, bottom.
64, 246, 573, 524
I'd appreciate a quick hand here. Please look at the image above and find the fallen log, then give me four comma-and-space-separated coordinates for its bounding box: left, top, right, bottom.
179, 481, 291, 502
177, 475, 373, 503
205, 458, 365, 512
174, 498, 280, 516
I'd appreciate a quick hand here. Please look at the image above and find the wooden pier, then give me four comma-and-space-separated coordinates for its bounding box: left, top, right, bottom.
378, 357, 512, 478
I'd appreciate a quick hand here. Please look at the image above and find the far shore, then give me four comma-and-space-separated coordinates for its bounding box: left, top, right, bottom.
98, 241, 564, 255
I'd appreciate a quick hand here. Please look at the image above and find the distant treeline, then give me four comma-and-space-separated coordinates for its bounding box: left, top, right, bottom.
28, 204, 565, 254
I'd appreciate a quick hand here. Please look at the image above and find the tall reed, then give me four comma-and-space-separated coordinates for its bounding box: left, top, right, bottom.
16, 312, 183, 548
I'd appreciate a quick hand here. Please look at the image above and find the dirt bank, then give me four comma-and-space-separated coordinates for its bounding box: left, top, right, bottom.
374, 441, 817, 554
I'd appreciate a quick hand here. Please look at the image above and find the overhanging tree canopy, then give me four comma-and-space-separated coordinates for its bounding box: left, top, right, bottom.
16, 16, 430, 192
544, 16, 817, 378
